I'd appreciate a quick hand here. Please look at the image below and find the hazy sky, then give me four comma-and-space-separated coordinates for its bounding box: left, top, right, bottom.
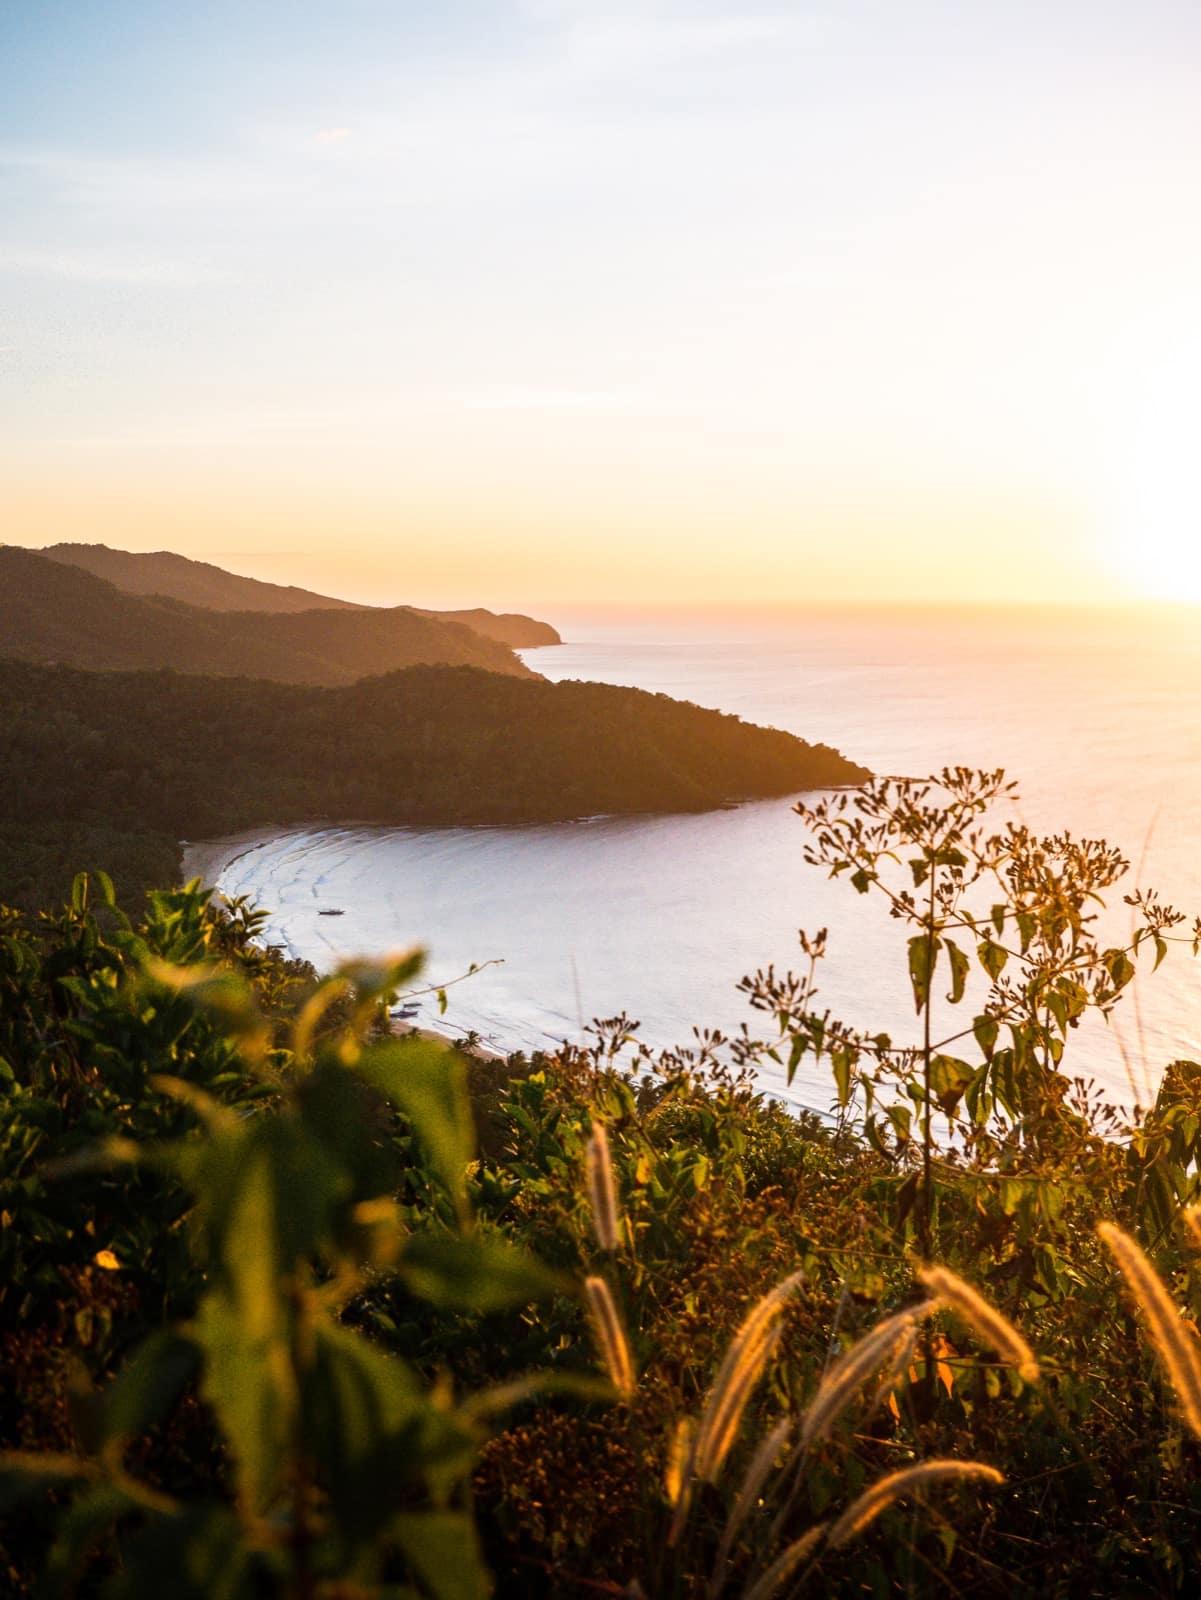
4, 0, 1201, 610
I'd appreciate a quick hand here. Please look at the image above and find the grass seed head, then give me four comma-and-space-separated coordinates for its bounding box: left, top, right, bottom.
1097, 1221, 1201, 1440
919, 1265, 1040, 1383
586, 1121, 621, 1253
584, 1275, 635, 1399
799, 1303, 935, 1451
829, 1461, 1004, 1549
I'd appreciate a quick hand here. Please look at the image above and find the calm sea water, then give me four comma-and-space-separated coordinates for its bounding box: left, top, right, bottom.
210, 609, 1201, 1113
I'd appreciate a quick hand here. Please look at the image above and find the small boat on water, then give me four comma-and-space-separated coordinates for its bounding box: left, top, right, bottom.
389, 1001, 421, 1020
317, 908, 345, 916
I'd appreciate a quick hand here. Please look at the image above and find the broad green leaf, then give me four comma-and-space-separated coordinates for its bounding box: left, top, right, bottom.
306, 1322, 473, 1545
1103, 947, 1136, 992
356, 1037, 474, 1211
392, 1511, 490, 1600
192, 1292, 295, 1515
42, 1483, 138, 1596
97, 1330, 200, 1462
400, 1232, 568, 1312
0, 1452, 92, 1515
832, 1048, 853, 1107
929, 1055, 974, 1114
943, 937, 970, 1005
907, 933, 940, 1014
977, 938, 1008, 981
108, 1506, 252, 1600
339, 949, 425, 1004
178, 1119, 349, 1320
972, 1013, 999, 1059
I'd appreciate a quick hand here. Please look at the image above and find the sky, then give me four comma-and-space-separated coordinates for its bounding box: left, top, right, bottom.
3, 0, 1201, 612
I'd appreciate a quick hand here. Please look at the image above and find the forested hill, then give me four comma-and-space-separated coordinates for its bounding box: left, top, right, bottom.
43, 542, 367, 612
0, 657, 869, 906
0, 547, 535, 684
41, 542, 562, 646
411, 607, 560, 648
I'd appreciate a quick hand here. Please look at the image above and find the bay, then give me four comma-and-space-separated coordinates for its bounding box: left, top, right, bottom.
205, 607, 1201, 1113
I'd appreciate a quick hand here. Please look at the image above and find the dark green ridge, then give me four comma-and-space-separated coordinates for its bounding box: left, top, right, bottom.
0, 546, 536, 685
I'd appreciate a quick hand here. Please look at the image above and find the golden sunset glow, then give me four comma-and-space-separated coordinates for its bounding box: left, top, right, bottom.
4, 3, 1201, 611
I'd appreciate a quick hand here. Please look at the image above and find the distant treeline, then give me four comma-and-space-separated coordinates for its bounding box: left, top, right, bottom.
39, 541, 562, 647
0, 658, 869, 907
0, 546, 536, 685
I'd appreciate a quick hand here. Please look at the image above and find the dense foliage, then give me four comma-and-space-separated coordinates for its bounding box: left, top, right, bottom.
0, 657, 867, 908
0, 548, 534, 685
7, 774, 1201, 1596
0, 823, 179, 919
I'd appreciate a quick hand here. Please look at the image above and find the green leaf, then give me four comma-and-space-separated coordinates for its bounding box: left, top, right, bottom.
462, 1371, 616, 1421
972, 1013, 999, 1059
306, 1322, 474, 1544
97, 1331, 200, 1462
42, 1483, 139, 1596
108, 1506, 252, 1600
908, 933, 940, 1014
400, 1232, 569, 1312
192, 1292, 294, 1515
338, 949, 425, 1004
392, 1511, 490, 1600
0, 1452, 92, 1515
1103, 947, 1136, 992
356, 1037, 474, 1212
943, 938, 970, 1005
929, 1055, 974, 1115
977, 938, 1008, 981
832, 1048, 853, 1107
886, 1103, 912, 1143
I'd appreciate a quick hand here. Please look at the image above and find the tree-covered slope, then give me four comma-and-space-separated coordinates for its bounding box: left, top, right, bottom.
412, 606, 561, 647
42, 541, 367, 612
0, 657, 869, 847
41, 542, 562, 645
0, 547, 535, 683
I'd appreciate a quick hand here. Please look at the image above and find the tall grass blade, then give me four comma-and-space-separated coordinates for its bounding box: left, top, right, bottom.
798, 1301, 936, 1451
694, 1271, 805, 1483
828, 1461, 1004, 1548
586, 1121, 621, 1253
741, 1523, 827, 1600
665, 1416, 696, 1509
919, 1265, 1040, 1382
584, 1276, 635, 1399
708, 1417, 793, 1600
669, 1269, 804, 1545
1097, 1221, 1201, 1440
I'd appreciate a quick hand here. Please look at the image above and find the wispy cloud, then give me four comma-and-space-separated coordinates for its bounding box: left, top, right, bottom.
314, 127, 353, 144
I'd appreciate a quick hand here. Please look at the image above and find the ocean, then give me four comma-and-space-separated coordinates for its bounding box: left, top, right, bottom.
199, 607, 1201, 1115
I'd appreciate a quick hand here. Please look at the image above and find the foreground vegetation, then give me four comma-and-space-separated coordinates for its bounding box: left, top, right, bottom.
6, 772, 1201, 1594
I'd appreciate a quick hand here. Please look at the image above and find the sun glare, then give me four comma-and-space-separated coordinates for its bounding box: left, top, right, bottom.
1109, 342, 1201, 604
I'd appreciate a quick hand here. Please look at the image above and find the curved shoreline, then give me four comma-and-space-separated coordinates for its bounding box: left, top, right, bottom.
180, 827, 309, 893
